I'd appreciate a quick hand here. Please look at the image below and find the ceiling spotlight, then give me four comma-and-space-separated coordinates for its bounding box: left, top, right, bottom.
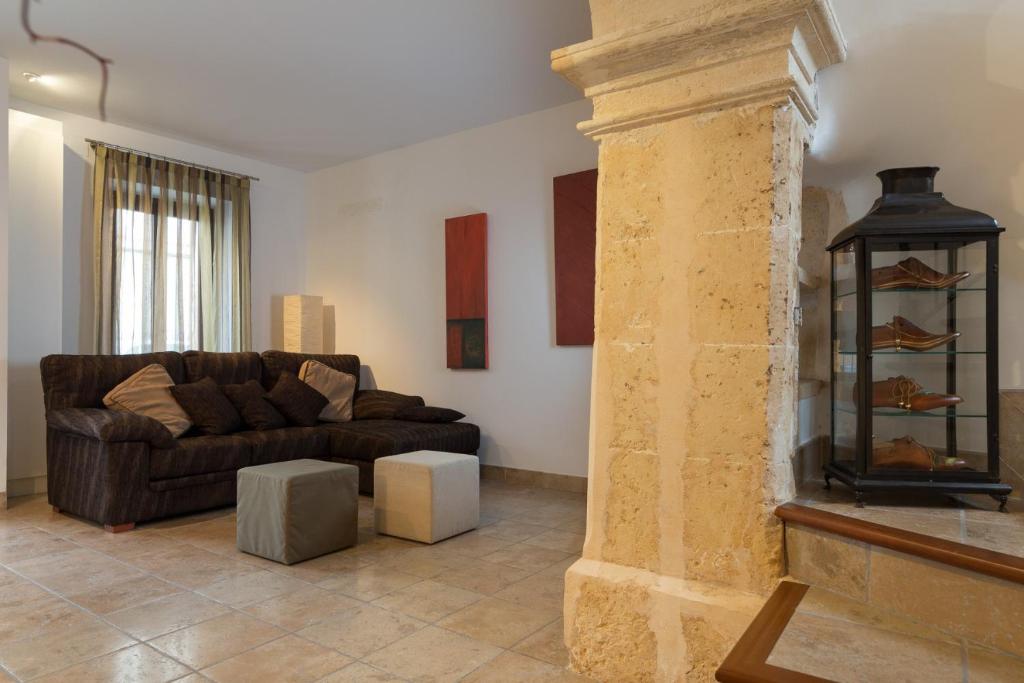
22, 72, 42, 83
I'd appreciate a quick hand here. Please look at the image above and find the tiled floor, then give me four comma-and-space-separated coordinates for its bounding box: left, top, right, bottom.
768, 585, 1024, 682
0, 481, 591, 682
795, 481, 1024, 559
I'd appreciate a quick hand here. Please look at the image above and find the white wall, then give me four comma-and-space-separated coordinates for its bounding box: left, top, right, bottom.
7, 111, 62, 491
0, 60, 8, 502
8, 100, 309, 354
807, 0, 1024, 389
307, 101, 597, 477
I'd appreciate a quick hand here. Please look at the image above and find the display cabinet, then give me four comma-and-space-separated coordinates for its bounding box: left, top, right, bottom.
826, 167, 1011, 509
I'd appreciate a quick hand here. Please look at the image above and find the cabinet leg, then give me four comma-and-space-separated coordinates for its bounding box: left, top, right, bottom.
823, 474, 832, 491
991, 494, 1008, 513
854, 491, 866, 508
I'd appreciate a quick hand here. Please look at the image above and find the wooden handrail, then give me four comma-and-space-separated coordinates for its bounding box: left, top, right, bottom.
776, 502, 1024, 585
716, 581, 835, 683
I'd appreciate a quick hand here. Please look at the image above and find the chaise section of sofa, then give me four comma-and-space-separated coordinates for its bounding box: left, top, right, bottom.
41, 350, 480, 529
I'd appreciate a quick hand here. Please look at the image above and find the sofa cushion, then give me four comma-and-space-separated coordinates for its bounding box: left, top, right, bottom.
261, 351, 361, 393
170, 377, 243, 436
103, 364, 192, 438
353, 390, 425, 420
267, 372, 329, 427
234, 427, 330, 466
182, 351, 262, 385
222, 380, 286, 431
40, 352, 184, 410
394, 406, 465, 423
323, 420, 480, 462
149, 434, 251, 480
299, 360, 356, 422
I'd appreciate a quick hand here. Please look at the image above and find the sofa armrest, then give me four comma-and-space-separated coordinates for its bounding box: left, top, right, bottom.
46, 408, 174, 448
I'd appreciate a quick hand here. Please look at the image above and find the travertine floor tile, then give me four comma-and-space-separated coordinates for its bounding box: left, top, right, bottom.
363, 626, 501, 682
768, 611, 964, 682
462, 651, 588, 682
196, 569, 307, 607
481, 543, 572, 572
432, 558, 533, 595
0, 581, 81, 644
65, 573, 182, 615
432, 530, 513, 558
0, 526, 77, 563
127, 545, 261, 589
33, 643, 190, 683
263, 551, 366, 583
521, 529, 585, 554
372, 579, 483, 622
477, 519, 551, 543
375, 545, 465, 579
242, 586, 361, 631
439, 596, 560, 648
320, 661, 406, 682
106, 591, 231, 641
967, 645, 1024, 682
512, 618, 569, 667
0, 611, 136, 680
7, 546, 140, 595
317, 565, 421, 601
298, 604, 425, 658
495, 572, 565, 611
201, 635, 351, 683
148, 612, 284, 669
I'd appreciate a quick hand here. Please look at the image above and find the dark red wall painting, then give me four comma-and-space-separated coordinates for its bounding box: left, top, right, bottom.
554, 168, 598, 346
445, 213, 488, 369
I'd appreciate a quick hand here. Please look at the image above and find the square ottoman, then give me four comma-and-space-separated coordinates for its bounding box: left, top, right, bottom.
237, 459, 358, 564
374, 450, 479, 543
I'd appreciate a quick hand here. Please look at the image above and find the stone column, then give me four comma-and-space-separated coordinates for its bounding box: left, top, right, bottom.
551, 1, 845, 680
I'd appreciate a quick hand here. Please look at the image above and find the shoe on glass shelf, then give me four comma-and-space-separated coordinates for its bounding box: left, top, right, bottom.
871, 257, 969, 290
871, 315, 960, 351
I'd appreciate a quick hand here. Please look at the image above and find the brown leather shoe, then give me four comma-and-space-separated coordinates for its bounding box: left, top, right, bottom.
872, 437, 935, 470
871, 316, 960, 351
871, 257, 969, 290
855, 376, 963, 411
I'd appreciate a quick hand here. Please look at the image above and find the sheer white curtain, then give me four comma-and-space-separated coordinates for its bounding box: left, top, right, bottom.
92, 144, 252, 354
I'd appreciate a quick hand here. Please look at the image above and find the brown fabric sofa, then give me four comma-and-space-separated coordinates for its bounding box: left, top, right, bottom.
40, 350, 479, 529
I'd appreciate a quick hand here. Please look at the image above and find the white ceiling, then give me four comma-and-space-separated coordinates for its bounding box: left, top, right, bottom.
0, 0, 591, 170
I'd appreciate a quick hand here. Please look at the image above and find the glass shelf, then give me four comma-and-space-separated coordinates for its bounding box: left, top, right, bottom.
834, 287, 986, 300
837, 350, 986, 356
836, 406, 987, 419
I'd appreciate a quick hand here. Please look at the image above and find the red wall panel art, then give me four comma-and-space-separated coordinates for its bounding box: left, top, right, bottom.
554, 168, 597, 346
445, 213, 488, 369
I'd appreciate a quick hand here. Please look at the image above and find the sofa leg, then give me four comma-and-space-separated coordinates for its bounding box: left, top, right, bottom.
103, 522, 135, 534
51, 506, 61, 514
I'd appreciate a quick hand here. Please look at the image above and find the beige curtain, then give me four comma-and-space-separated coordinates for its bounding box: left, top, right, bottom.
92, 144, 252, 354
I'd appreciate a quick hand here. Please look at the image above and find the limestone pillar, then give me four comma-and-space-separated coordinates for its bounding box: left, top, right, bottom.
551, 2, 846, 680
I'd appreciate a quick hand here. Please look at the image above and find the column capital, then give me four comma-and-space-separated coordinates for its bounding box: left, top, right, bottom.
551, 0, 846, 136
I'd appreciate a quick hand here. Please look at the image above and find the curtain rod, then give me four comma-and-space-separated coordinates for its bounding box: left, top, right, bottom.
85, 139, 260, 182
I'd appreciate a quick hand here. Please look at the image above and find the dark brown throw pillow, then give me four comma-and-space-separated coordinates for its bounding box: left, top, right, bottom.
353, 390, 425, 420
240, 396, 287, 431
394, 406, 465, 423
168, 377, 243, 435
267, 372, 329, 427
222, 380, 287, 431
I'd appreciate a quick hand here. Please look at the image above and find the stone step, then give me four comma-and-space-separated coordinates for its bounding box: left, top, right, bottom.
717, 580, 1024, 682
776, 502, 1024, 661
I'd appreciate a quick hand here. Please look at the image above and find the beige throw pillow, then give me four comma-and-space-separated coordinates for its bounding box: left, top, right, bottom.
103, 364, 192, 438
298, 360, 356, 422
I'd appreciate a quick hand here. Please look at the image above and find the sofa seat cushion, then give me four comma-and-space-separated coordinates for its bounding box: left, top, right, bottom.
150, 434, 251, 480
322, 420, 480, 463
234, 427, 330, 466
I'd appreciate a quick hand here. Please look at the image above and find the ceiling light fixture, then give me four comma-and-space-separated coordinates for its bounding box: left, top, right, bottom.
22, 71, 41, 83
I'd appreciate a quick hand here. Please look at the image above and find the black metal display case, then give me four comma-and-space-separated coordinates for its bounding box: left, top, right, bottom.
825, 167, 1012, 509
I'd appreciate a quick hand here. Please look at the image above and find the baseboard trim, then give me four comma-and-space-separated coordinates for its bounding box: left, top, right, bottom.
7, 475, 47, 498
480, 464, 586, 494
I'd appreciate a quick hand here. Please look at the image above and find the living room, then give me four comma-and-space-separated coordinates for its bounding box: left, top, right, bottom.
2, 1, 1023, 682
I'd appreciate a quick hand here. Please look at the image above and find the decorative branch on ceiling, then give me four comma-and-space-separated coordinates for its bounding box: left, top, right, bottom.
21, 0, 113, 120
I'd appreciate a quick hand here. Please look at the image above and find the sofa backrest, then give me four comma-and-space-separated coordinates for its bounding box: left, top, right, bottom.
182, 351, 262, 385
40, 352, 185, 410
260, 351, 361, 392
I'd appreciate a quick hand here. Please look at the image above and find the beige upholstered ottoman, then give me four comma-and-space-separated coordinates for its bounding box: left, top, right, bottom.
374, 451, 479, 543
237, 459, 358, 564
